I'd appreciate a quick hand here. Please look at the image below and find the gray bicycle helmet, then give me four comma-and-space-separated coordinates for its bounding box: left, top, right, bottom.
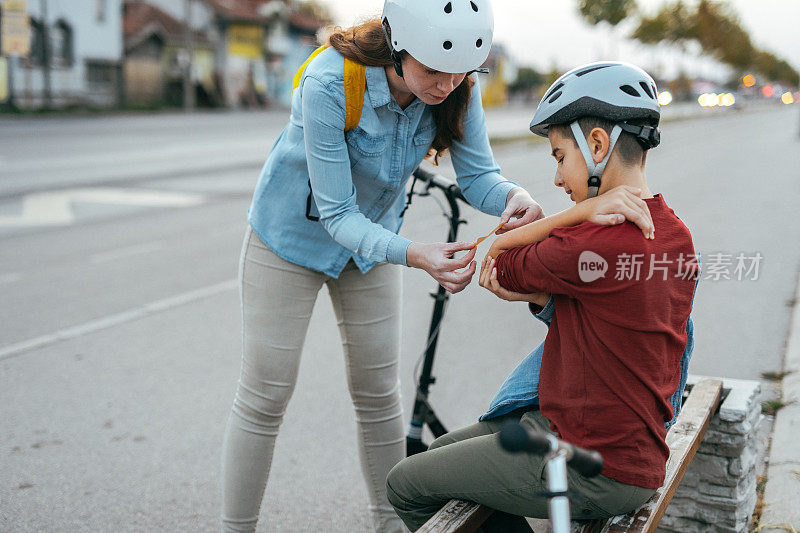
530, 61, 662, 198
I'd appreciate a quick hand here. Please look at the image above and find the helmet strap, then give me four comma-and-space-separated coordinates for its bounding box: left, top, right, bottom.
382, 19, 404, 78
391, 51, 404, 78
570, 122, 622, 199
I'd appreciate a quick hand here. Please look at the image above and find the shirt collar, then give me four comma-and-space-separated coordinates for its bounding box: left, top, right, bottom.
365, 65, 391, 108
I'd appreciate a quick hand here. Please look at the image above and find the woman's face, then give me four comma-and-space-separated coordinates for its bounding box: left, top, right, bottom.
401, 55, 467, 105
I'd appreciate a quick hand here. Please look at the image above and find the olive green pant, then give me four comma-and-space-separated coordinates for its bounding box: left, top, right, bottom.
386, 408, 656, 532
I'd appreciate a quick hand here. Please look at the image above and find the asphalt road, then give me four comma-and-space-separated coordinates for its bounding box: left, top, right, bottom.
1, 105, 798, 532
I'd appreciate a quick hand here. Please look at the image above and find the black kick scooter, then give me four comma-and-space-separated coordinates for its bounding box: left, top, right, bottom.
404, 166, 470, 456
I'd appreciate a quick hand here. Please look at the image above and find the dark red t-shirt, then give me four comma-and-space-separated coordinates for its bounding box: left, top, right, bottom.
495, 194, 698, 488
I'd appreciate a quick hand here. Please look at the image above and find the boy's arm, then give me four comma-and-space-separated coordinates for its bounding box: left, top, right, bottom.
487, 185, 655, 258
488, 203, 590, 258
493, 224, 612, 296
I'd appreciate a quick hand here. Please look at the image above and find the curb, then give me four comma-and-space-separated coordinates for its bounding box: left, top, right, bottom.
759, 268, 800, 531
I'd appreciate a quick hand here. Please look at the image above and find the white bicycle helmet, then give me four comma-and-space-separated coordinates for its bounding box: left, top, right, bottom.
382, 0, 494, 76
530, 61, 662, 198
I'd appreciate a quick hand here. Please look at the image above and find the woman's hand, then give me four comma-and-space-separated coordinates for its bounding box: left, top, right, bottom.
406, 241, 477, 294
582, 185, 655, 239
479, 255, 550, 306
497, 188, 545, 234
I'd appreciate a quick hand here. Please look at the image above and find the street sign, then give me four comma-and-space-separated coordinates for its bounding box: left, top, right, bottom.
1, 0, 30, 57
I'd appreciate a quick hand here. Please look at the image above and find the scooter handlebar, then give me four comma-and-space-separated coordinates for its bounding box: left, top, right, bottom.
412, 167, 467, 203
499, 423, 604, 478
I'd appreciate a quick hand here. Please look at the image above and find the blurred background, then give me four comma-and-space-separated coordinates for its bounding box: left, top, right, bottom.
0, 0, 797, 111
1, 1, 799, 532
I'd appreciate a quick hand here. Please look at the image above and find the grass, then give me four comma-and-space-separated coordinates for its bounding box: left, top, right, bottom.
761, 371, 793, 381
761, 399, 794, 416
750, 474, 768, 532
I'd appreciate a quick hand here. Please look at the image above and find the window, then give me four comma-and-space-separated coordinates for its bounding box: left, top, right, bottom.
29, 18, 47, 67
53, 20, 73, 67
85, 60, 115, 85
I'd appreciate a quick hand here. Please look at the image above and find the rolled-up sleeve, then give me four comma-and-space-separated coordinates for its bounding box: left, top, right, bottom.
449, 76, 519, 216
494, 231, 583, 297
301, 76, 411, 265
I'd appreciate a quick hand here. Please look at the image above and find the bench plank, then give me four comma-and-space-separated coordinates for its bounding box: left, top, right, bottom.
417, 499, 494, 533
420, 378, 724, 533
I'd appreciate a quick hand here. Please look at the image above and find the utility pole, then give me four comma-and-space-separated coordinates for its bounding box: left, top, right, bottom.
39, 0, 51, 107
183, 0, 195, 111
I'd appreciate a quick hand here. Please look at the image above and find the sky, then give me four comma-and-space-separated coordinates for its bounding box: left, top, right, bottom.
316, 0, 800, 84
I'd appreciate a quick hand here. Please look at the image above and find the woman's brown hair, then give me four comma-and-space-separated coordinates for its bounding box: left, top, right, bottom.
328, 19, 474, 165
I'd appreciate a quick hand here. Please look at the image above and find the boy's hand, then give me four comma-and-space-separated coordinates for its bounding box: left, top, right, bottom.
479, 255, 550, 305
486, 242, 505, 260
498, 188, 545, 234
582, 186, 655, 240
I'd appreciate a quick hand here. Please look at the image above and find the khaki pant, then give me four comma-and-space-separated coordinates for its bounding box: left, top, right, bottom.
221, 227, 406, 533
386, 407, 655, 532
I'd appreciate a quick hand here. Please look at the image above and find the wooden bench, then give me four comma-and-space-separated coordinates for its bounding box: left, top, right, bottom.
418, 378, 724, 533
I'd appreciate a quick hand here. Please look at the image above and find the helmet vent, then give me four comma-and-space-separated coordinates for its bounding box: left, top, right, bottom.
576, 65, 610, 77
443, 41, 453, 50
620, 85, 641, 97
444, 2, 452, 13
471, 1, 479, 12
543, 82, 564, 101
547, 91, 563, 104
639, 81, 653, 98
476, 38, 483, 47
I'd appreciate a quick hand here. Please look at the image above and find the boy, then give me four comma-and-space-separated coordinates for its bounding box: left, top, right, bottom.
386, 62, 699, 531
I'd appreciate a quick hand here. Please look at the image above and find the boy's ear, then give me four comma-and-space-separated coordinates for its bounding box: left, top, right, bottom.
589, 127, 610, 164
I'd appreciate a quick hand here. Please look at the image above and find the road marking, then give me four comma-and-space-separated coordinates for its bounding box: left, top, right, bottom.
0, 272, 22, 285
0, 188, 204, 228
0, 279, 236, 361
90, 241, 166, 263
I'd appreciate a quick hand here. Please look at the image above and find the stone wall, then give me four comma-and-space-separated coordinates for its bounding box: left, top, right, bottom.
659, 375, 764, 533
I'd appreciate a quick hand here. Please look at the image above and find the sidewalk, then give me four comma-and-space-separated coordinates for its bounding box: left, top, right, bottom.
759, 269, 800, 531
483, 100, 781, 142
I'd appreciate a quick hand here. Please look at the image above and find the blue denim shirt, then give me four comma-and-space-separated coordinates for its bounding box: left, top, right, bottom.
481, 260, 701, 429
247, 47, 518, 278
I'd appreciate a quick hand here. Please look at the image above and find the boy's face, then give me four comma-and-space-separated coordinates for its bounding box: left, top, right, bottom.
548, 128, 590, 204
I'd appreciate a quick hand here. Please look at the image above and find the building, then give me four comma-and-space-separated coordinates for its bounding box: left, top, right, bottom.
123, 2, 216, 106
136, 0, 327, 108
1, 0, 123, 109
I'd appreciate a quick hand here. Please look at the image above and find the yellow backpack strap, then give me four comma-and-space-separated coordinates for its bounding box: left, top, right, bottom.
292, 44, 329, 93
342, 57, 365, 131
292, 45, 366, 132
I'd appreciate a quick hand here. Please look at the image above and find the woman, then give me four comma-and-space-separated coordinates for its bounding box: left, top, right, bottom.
220, 1, 545, 531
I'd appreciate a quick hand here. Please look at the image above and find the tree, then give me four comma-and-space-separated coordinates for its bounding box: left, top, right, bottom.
578, 0, 637, 27
631, 1, 693, 46
630, 0, 799, 87
577, 0, 638, 58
